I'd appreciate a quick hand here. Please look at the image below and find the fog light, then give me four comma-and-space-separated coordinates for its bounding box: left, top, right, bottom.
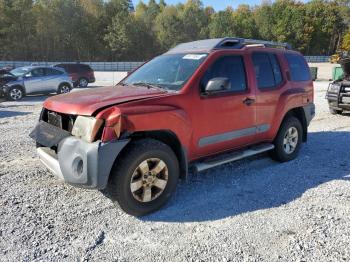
72, 157, 84, 177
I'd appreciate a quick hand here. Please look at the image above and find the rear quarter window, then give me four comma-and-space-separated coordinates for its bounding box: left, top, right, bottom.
284, 53, 311, 82
47, 68, 64, 75
81, 65, 93, 71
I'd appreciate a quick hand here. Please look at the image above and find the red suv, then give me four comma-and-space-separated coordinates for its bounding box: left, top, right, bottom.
53, 63, 95, 87
31, 38, 314, 216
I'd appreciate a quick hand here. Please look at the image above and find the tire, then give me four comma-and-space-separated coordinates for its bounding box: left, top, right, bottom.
270, 116, 303, 162
6, 86, 24, 101
105, 139, 179, 216
329, 107, 343, 115
57, 83, 71, 94
78, 78, 88, 87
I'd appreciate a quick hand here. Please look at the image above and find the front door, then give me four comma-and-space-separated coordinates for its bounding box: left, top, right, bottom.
191, 54, 257, 158
24, 68, 46, 94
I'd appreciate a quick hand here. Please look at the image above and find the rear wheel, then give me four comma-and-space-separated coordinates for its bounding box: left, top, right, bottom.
105, 139, 179, 216
270, 116, 303, 162
6, 86, 24, 101
78, 78, 88, 87
329, 107, 343, 115
57, 83, 71, 94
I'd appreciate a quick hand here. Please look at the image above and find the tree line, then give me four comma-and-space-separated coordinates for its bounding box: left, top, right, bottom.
0, 0, 349, 62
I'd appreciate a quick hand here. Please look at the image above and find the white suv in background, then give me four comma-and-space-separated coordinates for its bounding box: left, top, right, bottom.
1, 66, 73, 101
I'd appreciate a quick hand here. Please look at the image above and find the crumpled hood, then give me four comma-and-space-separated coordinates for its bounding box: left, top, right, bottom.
44, 85, 168, 116
0, 75, 18, 86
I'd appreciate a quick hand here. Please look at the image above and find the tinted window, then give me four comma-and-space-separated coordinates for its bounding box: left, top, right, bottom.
56, 64, 76, 73
285, 53, 311, 81
80, 64, 92, 71
31, 68, 45, 77
201, 56, 247, 92
270, 54, 283, 85
252, 52, 283, 89
46, 68, 63, 76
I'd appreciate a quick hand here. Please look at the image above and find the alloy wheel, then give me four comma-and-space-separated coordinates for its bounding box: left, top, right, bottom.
10, 88, 22, 100
79, 78, 88, 87
60, 85, 70, 93
130, 158, 169, 203
283, 127, 298, 154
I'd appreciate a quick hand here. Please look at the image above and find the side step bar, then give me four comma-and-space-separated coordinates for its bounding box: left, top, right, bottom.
193, 143, 275, 173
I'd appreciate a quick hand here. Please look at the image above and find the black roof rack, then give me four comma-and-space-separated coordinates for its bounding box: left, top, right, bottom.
166, 37, 292, 54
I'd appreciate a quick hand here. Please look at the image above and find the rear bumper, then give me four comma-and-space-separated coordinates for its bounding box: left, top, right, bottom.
37, 137, 129, 189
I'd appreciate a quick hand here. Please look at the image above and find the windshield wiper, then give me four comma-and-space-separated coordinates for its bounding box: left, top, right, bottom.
131, 82, 166, 90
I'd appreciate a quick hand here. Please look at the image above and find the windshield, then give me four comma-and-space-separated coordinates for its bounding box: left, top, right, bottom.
10, 67, 30, 77
124, 53, 208, 91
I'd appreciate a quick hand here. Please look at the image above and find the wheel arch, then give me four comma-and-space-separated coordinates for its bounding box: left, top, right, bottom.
280, 107, 308, 142
116, 130, 188, 180
59, 81, 72, 88
10, 84, 26, 94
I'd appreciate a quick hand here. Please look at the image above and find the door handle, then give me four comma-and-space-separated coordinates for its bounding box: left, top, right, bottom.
243, 97, 255, 106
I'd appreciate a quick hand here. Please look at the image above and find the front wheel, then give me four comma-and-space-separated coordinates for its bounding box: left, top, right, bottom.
105, 139, 179, 216
7, 86, 24, 101
270, 116, 303, 162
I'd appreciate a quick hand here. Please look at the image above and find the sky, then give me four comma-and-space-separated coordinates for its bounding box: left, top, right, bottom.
132, 0, 262, 11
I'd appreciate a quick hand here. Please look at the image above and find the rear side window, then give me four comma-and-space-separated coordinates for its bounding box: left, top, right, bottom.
201, 55, 247, 92
284, 53, 311, 81
55, 64, 70, 71
81, 65, 92, 71
252, 52, 283, 89
46, 68, 63, 76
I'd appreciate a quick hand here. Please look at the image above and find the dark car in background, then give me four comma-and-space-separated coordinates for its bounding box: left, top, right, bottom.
326, 58, 350, 114
53, 63, 95, 87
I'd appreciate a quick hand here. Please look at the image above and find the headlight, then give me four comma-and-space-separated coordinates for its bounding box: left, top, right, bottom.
72, 116, 103, 143
329, 83, 340, 92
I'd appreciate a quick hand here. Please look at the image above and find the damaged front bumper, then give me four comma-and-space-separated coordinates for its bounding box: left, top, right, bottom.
31, 121, 129, 189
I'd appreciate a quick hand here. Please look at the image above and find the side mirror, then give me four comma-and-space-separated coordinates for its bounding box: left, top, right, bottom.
24, 73, 31, 78
204, 77, 231, 93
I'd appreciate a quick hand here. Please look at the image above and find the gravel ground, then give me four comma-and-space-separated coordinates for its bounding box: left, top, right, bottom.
1, 81, 350, 261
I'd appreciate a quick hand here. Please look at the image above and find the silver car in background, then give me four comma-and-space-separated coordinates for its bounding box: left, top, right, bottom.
1, 66, 73, 101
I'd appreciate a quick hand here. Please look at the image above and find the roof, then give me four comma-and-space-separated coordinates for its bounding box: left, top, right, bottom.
166, 38, 292, 54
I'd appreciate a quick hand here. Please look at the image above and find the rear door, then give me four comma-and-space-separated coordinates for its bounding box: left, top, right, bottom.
191, 53, 257, 158
251, 51, 286, 141
44, 68, 64, 91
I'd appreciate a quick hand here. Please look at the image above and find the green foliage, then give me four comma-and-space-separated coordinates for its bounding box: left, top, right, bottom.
342, 31, 350, 51
0, 0, 349, 61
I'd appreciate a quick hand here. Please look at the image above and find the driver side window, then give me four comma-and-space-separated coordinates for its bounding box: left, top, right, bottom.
201, 55, 247, 93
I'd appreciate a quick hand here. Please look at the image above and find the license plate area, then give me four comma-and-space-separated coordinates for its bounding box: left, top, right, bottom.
48, 112, 62, 128
29, 121, 71, 148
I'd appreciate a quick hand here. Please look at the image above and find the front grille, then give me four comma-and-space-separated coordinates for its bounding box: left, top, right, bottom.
41, 108, 76, 133
48, 111, 62, 128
